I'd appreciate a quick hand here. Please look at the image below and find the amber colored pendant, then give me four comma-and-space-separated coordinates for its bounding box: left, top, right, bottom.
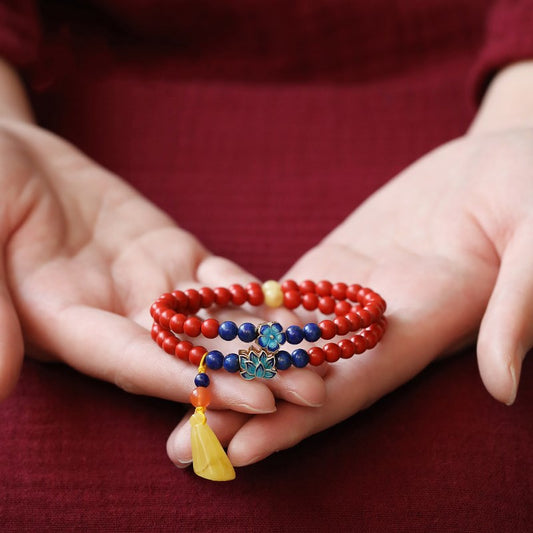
189, 409, 236, 481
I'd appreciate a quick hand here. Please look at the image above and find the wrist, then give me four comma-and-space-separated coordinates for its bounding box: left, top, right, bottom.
469, 60, 533, 135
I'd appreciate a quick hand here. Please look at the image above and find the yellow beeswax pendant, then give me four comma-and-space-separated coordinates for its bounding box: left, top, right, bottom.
190, 409, 236, 481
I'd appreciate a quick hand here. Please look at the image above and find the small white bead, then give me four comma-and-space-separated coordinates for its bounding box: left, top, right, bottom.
262, 280, 283, 308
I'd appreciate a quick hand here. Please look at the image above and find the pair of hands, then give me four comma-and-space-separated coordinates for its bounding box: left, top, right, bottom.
1, 63, 531, 469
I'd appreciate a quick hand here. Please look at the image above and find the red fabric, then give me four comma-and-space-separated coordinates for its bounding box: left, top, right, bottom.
1, 1, 532, 531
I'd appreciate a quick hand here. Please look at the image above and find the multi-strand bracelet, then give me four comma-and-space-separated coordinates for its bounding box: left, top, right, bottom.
150, 280, 387, 481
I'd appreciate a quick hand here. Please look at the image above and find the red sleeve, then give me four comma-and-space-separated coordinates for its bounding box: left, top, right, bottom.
471, 0, 533, 104
0, 0, 40, 67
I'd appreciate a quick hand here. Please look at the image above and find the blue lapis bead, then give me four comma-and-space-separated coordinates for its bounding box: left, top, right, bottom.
205, 350, 224, 370
286, 325, 304, 344
194, 373, 210, 387
303, 323, 321, 342
238, 322, 257, 342
275, 350, 292, 370
223, 353, 240, 373
291, 348, 309, 368
219, 321, 238, 341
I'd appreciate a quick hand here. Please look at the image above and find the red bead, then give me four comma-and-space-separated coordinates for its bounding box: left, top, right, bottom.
201, 318, 219, 339
150, 304, 163, 322
171, 290, 189, 312
169, 313, 186, 333
214, 287, 232, 306
229, 284, 247, 305
299, 280, 316, 294
331, 282, 347, 300
338, 339, 356, 358
283, 289, 301, 309
346, 312, 362, 331
281, 279, 299, 292
356, 308, 373, 328
175, 340, 193, 361
319, 320, 337, 340
346, 284, 362, 302
158, 308, 175, 329
357, 287, 373, 305
190, 387, 211, 408
199, 287, 215, 308
308, 346, 326, 366
156, 331, 167, 347
318, 296, 335, 315
351, 335, 366, 354
333, 316, 351, 336
323, 342, 341, 362
364, 303, 382, 322
246, 282, 264, 306
185, 289, 201, 313
151, 323, 161, 341
302, 292, 319, 311
189, 346, 207, 365
183, 316, 202, 337
316, 280, 332, 296
361, 329, 378, 349
162, 335, 178, 355
334, 300, 351, 316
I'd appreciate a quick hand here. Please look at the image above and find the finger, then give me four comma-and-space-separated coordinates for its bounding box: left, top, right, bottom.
166, 408, 251, 467
0, 268, 24, 401
477, 222, 533, 405
39, 305, 278, 414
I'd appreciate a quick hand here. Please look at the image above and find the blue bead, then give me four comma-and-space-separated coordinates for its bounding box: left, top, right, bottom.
194, 373, 210, 387
219, 321, 238, 341
286, 325, 304, 344
291, 348, 309, 368
238, 322, 257, 342
223, 353, 240, 373
205, 350, 224, 370
276, 350, 291, 370
303, 323, 321, 342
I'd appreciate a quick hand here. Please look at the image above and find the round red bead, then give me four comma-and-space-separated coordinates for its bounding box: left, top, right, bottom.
175, 340, 193, 361
246, 282, 264, 306
183, 316, 202, 337
302, 292, 318, 311
323, 342, 341, 362
319, 320, 337, 340
356, 308, 373, 328
338, 339, 356, 358
351, 335, 366, 354
334, 300, 352, 316
299, 280, 316, 294
151, 323, 161, 341
229, 284, 247, 305
361, 329, 378, 349
171, 290, 189, 312
214, 287, 232, 306
156, 330, 166, 347
333, 315, 351, 335
308, 346, 326, 366
346, 312, 362, 330
318, 296, 335, 315
365, 303, 382, 322
162, 335, 178, 355
316, 280, 333, 296
169, 313, 186, 333
185, 289, 201, 313
346, 284, 362, 302
201, 318, 219, 339
331, 282, 347, 300
281, 279, 299, 292
158, 308, 175, 329
199, 287, 215, 308
284, 289, 301, 309
189, 346, 207, 365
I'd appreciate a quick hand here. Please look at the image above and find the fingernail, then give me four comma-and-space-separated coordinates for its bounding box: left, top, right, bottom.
288, 390, 324, 408
237, 403, 277, 414
505, 363, 518, 406
174, 458, 192, 469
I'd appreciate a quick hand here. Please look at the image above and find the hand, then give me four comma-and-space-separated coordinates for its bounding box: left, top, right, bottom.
0, 119, 327, 412
168, 63, 533, 466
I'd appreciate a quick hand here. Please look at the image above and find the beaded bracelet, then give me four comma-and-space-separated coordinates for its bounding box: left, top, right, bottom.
150, 280, 387, 481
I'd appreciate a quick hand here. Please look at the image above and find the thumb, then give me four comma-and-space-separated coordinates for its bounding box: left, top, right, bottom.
0, 258, 24, 401
477, 222, 533, 405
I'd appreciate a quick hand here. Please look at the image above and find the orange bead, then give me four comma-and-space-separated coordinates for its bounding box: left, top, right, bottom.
190, 387, 211, 408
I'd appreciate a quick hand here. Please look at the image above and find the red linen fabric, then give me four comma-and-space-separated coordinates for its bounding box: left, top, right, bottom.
1, 1, 532, 531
